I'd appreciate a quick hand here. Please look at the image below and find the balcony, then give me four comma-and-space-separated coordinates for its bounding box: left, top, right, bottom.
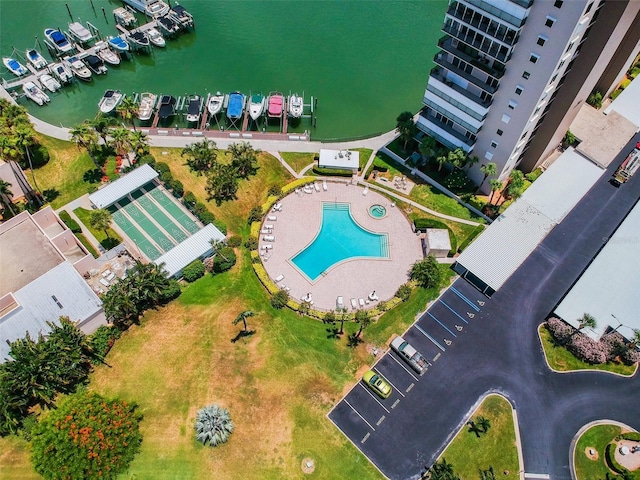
437, 37, 505, 79
445, 8, 519, 45
442, 24, 510, 63
416, 117, 474, 154
421, 108, 476, 148
432, 56, 497, 95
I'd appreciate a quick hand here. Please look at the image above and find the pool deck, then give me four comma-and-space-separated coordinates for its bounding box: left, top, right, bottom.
260, 182, 423, 311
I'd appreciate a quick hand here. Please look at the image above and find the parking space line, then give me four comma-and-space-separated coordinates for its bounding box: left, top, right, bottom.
439, 299, 469, 324
450, 286, 480, 312
344, 399, 376, 431
376, 415, 386, 426
415, 324, 446, 351
406, 382, 415, 393
361, 432, 370, 443
359, 383, 391, 413
392, 399, 400, 409
428, 311, 457, 337
389, 353, 419, 381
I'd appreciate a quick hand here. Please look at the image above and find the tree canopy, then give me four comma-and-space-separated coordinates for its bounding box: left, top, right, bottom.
410, 255, 442, 289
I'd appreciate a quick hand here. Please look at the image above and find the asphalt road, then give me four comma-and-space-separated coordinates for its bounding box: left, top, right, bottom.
329, 135, 640, 480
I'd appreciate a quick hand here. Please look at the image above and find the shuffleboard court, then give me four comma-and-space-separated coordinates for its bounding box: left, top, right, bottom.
111, 209, 162, 260
118, 198, 176, 252
136, 193, 189, 244
147, 186, 200, 234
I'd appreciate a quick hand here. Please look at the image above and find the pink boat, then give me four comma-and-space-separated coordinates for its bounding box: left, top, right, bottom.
267, 92, 284, 118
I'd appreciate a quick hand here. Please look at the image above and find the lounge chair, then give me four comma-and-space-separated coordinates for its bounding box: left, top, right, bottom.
359, 298, 365, 307
337, 296, 344, 310
322, 180, 328, 191
263, 235, 275, 241
275, 274, 284, 282
362, 186, 369, 196
272, 203, 282, 212
264, 224, 274, 229
314, 182, 321, 192
267, 215, 277, 221
260, 244, 273, 250
99, 278, 110, 287
260, 228, 272, 234
350, 298, 357, 310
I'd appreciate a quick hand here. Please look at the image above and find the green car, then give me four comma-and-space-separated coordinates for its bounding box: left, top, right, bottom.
362, 370, 392, 399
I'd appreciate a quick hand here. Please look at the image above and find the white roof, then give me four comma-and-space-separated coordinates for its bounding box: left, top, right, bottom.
154, 223, 226, 277
318, 149, 360, 170
604, 76, 640, 128
554, 200, 640, 341
1, 262, 103, 362
426, 229, 451, 250
456, 150, 603, 291
89, 164, 158, 209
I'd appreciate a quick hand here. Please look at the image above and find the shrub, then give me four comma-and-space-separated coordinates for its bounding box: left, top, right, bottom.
168, 179, 184, 197
545, 317, 573, 344
253, 263, 279, 294
396, 283, 412, 301
620, 432, 640, 441
601, 332, 628, 361
161, 279, 182, 302
605, 443, 629, 474
182, 260, 205, 282
622, 348, 640, 365
568, 333, 607, 364
195, 404, 234, 447
160, 170, 173, 183
414, 218, 448, 231
89, 325, 122, 359
411, 256, 442, 288
137, 154, 156, 167
267, 185, 282, 197
58, 210, 82, 233
247, 205, 263, 224
213, 247, 236, 273
587, 90, 603, 109
281, 177, 315, 195
30, 144, 50, 168
213, 219, 227, 235
154, 161, 170, 174
227, 235, 242, 248
525, 168, 543, 183
244, 236, 258, 250
376, 300, 388, 312
443, 169, 472, 191
198, 211, 216, 225
312, 166, 354, 177
458, 225, 484, 253
183, 191, 197, 209
271, 289, 289, 309
372, 164, 388, 172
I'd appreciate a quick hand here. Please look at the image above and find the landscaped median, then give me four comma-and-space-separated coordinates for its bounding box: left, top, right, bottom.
574, 424, 640, 480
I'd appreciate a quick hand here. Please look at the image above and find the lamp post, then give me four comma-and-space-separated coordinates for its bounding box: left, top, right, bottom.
610, 314, 623, 334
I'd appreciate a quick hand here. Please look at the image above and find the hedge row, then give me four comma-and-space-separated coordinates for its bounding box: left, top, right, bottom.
76, 233, 99, 258
282, 177, 315, 195
312, 166, 353, 177
59, 210, 81, 234
261, 194, 280, 214
413, 218, 457, 255
605, 443, 628, 474
253, 262, 280, 295
618, 432, 640, 442
458, 225, 485, 253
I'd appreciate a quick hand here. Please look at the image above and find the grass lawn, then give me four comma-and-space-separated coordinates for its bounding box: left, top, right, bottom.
352, 148, 373, 170
73, 207, 123, 250
279, 152, 316, 174
538, 325, 637, 377
0, 436, 39, 479
438, 394, 520, 480
574, 424, 624, 480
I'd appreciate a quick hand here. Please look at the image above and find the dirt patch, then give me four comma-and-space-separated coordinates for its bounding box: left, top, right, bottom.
301, 457, 315, 474
585, 446, 599, 460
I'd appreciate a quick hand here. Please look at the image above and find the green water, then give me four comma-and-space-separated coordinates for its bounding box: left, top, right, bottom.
1, 0, 446, 140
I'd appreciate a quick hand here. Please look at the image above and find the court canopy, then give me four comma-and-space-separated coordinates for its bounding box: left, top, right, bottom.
89, 164, 158, 209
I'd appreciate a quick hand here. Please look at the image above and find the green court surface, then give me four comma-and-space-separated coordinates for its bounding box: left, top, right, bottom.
147, 187, 200, 234
118, 198, 176, 252
136, 194, 188, 244
111, 209, 162, 260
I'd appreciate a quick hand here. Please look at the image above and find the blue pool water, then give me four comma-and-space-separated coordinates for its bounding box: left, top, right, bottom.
291, 203, 389, 281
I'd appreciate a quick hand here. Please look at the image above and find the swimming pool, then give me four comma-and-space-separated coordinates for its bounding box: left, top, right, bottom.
291, 203, 389, 281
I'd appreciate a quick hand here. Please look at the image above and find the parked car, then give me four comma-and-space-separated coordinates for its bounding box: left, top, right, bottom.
390, 336, 429, 374
362, 370, 392, 399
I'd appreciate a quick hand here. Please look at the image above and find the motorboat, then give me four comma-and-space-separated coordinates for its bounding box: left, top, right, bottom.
128, 31, 150, 49
123, 0, 169, 18
113, 7, 137, 28
157, 15, 180, 35
83, 54, 107, 75
267, 92, 284, 118
185, 94, 203, 123
169, 3, 194, 28
158, 94, 177, 119
138, 92, 157, 121
51, 62, 73, 84
94, 42, 120, 65
107, 36, 130, 53
207, 92, 224, 116
248, 94, 265, 121
65, 56, 92, 81
98, 89, 124, 114
146, 27, 165, 47
26, 49, 48, 70
39, 73, 61, 92
68, 22, 93, 44
22, 81, 50, 106
288, 94, 303, 118
2, 57, 27, 76
226, 92, 246, 120
44, 28, 73, 54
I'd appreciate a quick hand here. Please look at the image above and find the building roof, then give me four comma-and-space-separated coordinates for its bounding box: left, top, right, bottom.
154, 223, 226, 277
425, 229, 451, 251
1, 262, 103, 361
88, 164, 158, 209
455, 149, 604, 291
554, 200, 640, 341
604, 76, 640, 129
318, 149, 360, 170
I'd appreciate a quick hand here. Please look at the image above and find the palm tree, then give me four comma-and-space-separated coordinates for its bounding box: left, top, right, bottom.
69, 121, 100, 169
128, 130, 149, 161
194, 404, 234, 447
396, 111, 417, 150
501, 170, 525, 204
429, 458, 459, 480
232, 310, 254, 332
434, 150, 448, 173
108, 126, 132, 156
89, 208, 112, 239
448, 148, 467, 172
0, 179, 15, 216
577, 313, 597, 331
488, 179, 502, 205
116, 96, 139, 131
90, 115, 118, 145
475, 415, 491, 433
465, 154, 479, 172
181, 139, 218, 176
229, 141, 260, 179
477, 163, 497, 194
628, 329, 640, 350
419, 136, 438, 166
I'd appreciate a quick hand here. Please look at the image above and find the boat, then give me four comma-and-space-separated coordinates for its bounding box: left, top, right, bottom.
248, 94, 266, 120
107, 36, 130, 52
146, 27, 165, 47
128, 31, 150, 49
83, 54, 107, 75
157, 15, 180, 35
26, 49, 48, 70
67, 22, 93, 44
98, 89, 124, 114
51, 62, 73, 84
226, 92, 246, 120
2, 57, 27, 76
158, 94, 177, 119
22, 81, 50, 106
44, 28, 73, 54
123, 0, 169, 18
94, 42, 120, 65
267, 92, 284, 118
185, 95, 203, 123
138, 92, 157, 121
65, 56, 92, 81
207, 92, 224, 116
39, 73, 61, 92
113, 7, 137, 28
169, 3, 194, 28
288, 93, 303, 118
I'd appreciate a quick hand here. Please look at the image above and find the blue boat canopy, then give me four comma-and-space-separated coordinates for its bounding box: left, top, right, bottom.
227, 93, 244, 118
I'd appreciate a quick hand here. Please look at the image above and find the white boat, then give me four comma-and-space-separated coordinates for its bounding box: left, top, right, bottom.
128, 31, 150, 49
248, 94, 265, 120
68, 22, 93, 44
288, 94, 303, 118
186, 94, 203, 123
44, 28, 73, 54
51, 62, 73, 83
123, 0, 169, 18
22, 81, 50, 106
94, 42, 120, 65
39, 73, 61, 92
113, 7, 137, 28
169, 3, 194, 28
138, 92, 157, 121
2, 57, 27, 76
65, 56, 92, 81
98, 89, 124, 114
83, 54, 107, 75
26, 49, 48, 70
157, 15, 180, 35
207, 92, 224, 116
146, 27, 165, 47
107, 36, 130, 52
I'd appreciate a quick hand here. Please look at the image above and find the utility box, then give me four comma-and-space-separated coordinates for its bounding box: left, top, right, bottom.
425, 229, 451, 258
